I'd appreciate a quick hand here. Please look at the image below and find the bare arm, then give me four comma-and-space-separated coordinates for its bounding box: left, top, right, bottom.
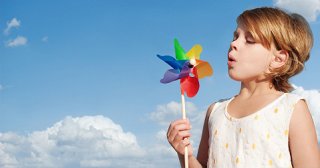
289, 100, 320, 168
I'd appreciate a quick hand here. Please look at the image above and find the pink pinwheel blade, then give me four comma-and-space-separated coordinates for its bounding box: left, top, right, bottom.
180, 76, 199, 97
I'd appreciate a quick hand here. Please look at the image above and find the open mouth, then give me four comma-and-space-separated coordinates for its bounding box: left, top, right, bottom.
228, 57, 235, 62
228, 54, 236, 66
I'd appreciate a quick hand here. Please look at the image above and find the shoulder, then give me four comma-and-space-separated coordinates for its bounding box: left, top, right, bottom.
284, 92, 304, 103
289, 97, 316, 145
277, 93, 304, 113
205, 98, 232, 118
290, 99, 312, 131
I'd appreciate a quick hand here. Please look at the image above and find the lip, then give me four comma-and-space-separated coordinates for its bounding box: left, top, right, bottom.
228, 53, 237, 67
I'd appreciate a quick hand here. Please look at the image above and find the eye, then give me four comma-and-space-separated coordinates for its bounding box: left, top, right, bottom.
246, 39, 255, 44
232, 32, 239, 41
245, 36, 255, 44
245, 33, 255, 44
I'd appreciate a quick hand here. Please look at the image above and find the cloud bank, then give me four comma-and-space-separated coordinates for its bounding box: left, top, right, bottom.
274, 0, 320, 21
0, 116, 145, 168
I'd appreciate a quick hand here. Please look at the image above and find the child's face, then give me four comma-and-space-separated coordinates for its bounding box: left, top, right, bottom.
228, 25, 274, 82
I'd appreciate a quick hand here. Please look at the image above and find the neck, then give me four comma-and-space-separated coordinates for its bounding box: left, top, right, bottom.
238, 80, 279, 98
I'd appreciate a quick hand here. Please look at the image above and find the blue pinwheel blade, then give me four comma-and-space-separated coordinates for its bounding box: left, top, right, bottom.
157, 55, 186, 70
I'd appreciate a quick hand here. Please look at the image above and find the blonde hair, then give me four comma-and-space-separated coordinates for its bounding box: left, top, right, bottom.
237, 7, 313, 92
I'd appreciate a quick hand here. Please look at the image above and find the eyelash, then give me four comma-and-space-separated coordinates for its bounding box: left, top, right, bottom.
246, 39, 255, 44
232, 35, 255, 44
232, 35, 238, 41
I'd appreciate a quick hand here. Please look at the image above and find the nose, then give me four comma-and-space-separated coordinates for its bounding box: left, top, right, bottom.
230, 40, 238, 51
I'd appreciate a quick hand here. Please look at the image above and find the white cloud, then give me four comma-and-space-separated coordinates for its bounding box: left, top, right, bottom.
150, 101, 199, 126
4, 18, 20, 35
0, 84, 3, 91
0, 116, 146, 168
291, 85, 320, 142
6, 36, 27, 47
274, 0, 320, 21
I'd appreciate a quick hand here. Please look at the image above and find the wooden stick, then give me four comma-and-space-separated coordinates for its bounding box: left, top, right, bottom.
181, 93, 188, 168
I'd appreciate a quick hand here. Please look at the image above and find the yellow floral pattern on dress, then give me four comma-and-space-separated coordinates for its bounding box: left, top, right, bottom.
284, 129, 289, 136
252, 143, 256, 150
266, 132, 271, 140
269, 160, 273, 166
236, 157, 240, 164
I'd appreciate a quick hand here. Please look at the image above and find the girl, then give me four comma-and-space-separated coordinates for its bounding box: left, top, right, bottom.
167, 7, 320, 168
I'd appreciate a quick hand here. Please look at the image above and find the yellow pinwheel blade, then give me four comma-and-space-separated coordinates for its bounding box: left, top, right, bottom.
186, 44, 202, 60
195, 61, 213, 79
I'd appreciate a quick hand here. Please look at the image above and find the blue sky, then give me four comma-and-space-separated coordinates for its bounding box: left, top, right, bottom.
0, 0, 319, 167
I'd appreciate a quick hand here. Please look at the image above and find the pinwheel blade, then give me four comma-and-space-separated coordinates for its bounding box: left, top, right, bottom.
160, 69, 181, 83
195, 60, 213, 79
186, 44, 202, 60
180, 76, 199, 97
157, 55, 185, 70
180, 62, 191, 78
174, 39, 187, 60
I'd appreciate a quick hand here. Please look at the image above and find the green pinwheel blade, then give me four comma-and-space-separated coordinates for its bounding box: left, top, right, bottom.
174, 39, 187, 60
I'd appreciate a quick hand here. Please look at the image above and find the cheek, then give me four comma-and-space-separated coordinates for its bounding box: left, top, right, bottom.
228, 59, 270, 81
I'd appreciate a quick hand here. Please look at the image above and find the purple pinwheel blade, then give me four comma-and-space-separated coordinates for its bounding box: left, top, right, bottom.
157, 55, 186, 70
160, 69, 181, 83
179, 61, 191, 78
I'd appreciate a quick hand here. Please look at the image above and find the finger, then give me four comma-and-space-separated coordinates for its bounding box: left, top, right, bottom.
182, 138, 194, 156
167, 119, 189, 136
176, 138, 192, 155
167, 119, 191, 139
172, 130, 191, 143
168, 122, 191, 142
183, 138, 191, 146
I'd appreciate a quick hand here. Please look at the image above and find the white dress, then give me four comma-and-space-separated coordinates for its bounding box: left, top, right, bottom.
207, 93, 303, 168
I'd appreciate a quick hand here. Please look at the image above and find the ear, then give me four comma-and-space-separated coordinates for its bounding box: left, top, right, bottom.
270, 49, 289, 69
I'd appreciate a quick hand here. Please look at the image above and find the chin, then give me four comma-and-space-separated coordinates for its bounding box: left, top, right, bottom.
228, 70, 242, 81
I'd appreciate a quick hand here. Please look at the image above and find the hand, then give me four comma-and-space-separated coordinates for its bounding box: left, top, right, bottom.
167, 119, 193, 157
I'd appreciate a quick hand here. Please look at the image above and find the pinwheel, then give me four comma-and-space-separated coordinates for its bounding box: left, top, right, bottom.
157, 39, 213, 98
157, 39, 213, 168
